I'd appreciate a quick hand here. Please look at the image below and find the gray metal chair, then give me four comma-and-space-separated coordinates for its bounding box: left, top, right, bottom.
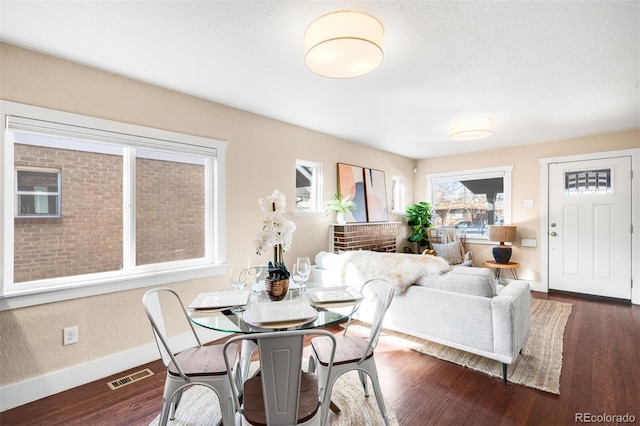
309, 278, 394, 426
142, 288, 240, 425
223, 329, 336, 425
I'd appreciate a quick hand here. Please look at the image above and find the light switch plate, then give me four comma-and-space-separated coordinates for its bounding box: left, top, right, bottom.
524, 199, 534, 208
521, 238, 537, 247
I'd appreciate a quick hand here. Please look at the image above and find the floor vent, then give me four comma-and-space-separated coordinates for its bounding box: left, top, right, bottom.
107, 368, 154, 390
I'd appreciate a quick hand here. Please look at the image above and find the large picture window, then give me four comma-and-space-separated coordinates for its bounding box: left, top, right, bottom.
1, 101, 227, 308
426, 166, 513, 240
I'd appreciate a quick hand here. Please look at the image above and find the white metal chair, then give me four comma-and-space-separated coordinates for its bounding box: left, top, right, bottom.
309, 278, 394, 426
142, 288, 240, 425
223, 329, 336, 426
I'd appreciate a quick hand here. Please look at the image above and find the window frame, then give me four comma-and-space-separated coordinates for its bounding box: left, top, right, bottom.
15, 167, 62, 218
294, 159, 323, 215
425, 165, 513, 243
1, 100, 227, 310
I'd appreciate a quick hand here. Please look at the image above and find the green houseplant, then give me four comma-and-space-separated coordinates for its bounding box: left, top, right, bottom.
406, 201, 433, 253
325, 194, 356, 224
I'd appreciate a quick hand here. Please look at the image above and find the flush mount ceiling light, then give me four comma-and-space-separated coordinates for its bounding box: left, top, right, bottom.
448, 118, 494, 141
304, 10, 384, 79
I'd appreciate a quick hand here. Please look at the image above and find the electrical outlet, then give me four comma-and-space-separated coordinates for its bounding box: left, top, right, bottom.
63, 326, 78, 345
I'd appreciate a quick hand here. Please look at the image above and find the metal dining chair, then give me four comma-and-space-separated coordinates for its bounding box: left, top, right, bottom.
308, 278, 395, 426
142, 288, 240, 425
223, 329, 337, 426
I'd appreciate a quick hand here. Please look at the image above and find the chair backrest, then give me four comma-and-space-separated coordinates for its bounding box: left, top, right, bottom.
344, 278, 394, 363
142, 288, 202, 376
223, 329, 336, 425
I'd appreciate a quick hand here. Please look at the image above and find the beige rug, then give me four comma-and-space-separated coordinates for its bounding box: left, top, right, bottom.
149, 364, 398, 425
351, 297, 572, 395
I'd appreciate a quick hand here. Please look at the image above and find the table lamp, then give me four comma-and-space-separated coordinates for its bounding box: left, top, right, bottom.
488, 225, 517, 264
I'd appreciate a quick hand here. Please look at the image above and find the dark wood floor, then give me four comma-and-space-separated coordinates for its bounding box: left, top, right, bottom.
1, 291, 638, 426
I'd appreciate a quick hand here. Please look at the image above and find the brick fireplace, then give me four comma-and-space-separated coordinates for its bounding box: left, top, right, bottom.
330, 222, 399, 253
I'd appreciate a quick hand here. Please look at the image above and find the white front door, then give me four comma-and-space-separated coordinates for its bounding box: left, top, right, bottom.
548, 156, 632, 299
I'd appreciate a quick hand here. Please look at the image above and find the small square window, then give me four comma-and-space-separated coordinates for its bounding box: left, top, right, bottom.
391, 176, 405, 213
15, 168, 61, 217
295, 160, 322, 213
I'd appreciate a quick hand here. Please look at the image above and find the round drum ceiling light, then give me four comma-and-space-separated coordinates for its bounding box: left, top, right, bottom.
448, 118, 494, 141
304, 10, 384, 79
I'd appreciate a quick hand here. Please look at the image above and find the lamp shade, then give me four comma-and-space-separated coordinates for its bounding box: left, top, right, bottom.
488, 225, 517, 244
448, 118, 494, 141
304, 11, 384, 79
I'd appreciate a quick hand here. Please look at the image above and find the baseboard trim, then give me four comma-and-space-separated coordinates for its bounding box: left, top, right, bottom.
500, 278, 545, 293
0, 328, 225, 411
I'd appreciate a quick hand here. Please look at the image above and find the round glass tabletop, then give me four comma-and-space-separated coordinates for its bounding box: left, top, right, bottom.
188, 286, 359, 334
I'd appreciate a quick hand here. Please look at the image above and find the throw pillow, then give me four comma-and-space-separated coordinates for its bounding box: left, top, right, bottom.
431, 241, 465, 265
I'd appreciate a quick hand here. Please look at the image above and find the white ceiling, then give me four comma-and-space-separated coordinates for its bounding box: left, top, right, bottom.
1, 1, 638, 159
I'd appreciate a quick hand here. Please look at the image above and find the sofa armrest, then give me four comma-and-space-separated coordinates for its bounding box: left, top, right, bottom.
490, 281, 531, 362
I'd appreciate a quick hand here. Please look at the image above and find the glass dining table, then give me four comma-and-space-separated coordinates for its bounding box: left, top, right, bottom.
188, 283, 363, 382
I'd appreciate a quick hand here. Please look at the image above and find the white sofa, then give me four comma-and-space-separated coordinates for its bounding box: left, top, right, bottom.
311, 251, 531, 383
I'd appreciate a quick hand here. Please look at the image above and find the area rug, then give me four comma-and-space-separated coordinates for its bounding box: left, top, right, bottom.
149, 364, 398, 425
349, 297, 572, 395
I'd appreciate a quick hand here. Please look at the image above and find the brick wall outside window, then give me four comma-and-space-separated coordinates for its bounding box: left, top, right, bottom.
14, 144, 204, 283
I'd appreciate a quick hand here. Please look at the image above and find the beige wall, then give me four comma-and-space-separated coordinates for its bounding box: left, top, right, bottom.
415, 130, 640, 283
0, 42, 414, 386
2, 41, 638, 392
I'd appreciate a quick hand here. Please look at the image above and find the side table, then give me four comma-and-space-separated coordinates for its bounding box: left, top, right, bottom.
483, 260, 520, 280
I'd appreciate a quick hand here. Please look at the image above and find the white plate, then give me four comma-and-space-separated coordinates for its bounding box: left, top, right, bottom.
189, 291, 250, 310
244, 300, 318, 325
306, 286, 364, 304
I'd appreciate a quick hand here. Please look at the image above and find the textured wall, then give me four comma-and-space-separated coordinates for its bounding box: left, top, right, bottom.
0, 42, 414, 387
415, 129, 640, 283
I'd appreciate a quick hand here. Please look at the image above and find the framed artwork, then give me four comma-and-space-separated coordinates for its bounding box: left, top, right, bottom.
364, 168, 389, 222
337, 163, 367, 222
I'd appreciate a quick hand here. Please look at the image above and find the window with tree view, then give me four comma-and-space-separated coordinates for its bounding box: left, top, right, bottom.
428, 166, 512, 239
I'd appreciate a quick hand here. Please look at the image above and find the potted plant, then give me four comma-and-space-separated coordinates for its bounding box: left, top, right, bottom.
324, 194, 356, 225
406, 201, 433, 253
255, 190, 296, 300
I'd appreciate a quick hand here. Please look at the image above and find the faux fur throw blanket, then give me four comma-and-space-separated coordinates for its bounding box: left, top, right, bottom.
335, 251, 451, 293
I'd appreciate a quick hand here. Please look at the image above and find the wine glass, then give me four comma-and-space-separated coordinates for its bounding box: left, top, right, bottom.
229, 267, 247, 312
294, 256, 311, 293
242, 262, 263, 299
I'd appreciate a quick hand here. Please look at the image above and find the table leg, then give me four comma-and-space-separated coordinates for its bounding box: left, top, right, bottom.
240, 339, 258, 381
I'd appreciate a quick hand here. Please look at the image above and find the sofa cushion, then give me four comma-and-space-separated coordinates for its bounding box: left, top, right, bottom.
415, 266, 498, 297
314, 251, 341, 269
431, 241, 465, 265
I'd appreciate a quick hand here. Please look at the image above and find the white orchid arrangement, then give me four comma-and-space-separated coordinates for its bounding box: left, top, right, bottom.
255, 190, 296, 280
